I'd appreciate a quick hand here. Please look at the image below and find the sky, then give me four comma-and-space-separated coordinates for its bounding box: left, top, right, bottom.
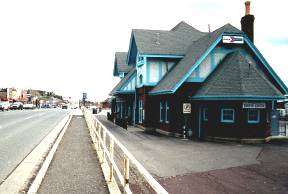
0, 0, 287, 101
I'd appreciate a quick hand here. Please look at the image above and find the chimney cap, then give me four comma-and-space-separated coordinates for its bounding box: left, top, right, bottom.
245, 1, 251, 15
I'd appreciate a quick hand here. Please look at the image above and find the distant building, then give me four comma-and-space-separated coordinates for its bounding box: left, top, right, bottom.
0, 87, 28, 102
109, 2, 288, 139
101, 98, 111, 109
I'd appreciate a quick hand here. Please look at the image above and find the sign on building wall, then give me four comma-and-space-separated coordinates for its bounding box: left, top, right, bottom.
183, 103, 191, 114
242, 102, 266, 109
222, 35, 244, 44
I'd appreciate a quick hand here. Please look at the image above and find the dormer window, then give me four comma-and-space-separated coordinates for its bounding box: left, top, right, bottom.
137, 56, 145, 67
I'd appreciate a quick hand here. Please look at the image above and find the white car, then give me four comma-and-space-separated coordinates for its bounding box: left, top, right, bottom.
23, 103, 36, 109
0, 101, 10, 111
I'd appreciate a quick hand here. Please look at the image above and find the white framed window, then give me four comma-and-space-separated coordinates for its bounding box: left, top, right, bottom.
139, 99, 143, 123
221, 108, 235, 123
248, 110, 260, 124
203, 108, 208, 121
165, 100, 169, 123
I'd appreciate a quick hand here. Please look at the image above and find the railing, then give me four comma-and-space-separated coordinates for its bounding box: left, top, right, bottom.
279, 121, 288, 136
83, 108, 168, 194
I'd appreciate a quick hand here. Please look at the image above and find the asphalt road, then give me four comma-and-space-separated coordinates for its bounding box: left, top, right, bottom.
0, 108, 70, 184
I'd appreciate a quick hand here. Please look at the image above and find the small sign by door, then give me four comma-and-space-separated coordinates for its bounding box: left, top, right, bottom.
183, 103, 191, 114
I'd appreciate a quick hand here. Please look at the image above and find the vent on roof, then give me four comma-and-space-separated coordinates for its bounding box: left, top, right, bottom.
155, 32, 160, 45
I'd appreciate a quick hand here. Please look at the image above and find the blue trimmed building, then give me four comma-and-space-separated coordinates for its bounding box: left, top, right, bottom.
110, 2, 288, 139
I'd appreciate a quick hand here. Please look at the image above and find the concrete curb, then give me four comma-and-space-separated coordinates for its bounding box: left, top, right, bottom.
205, 136, 266, 144
265, 136, 288, 143
155, 128, 182, 138
0, 112, 72, 194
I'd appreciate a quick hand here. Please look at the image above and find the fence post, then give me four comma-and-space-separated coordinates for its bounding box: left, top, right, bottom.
124, 157, 130, 193
99, 126, 103, 163
109, 139, 114, 182
103, 131, 106, 162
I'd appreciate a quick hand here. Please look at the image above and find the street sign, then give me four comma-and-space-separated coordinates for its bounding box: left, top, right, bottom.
183, 103, 191, 114
222, 35, 244, 44
82, 93, 87, 100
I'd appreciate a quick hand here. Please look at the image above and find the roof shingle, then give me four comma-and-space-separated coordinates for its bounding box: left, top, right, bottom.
150, 23, 243, 94
114, 52, 131, 76
133, 21, 206, 55
193, 51, 283, 97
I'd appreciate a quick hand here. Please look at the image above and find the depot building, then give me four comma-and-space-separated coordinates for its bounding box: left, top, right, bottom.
109, 1, 288, 139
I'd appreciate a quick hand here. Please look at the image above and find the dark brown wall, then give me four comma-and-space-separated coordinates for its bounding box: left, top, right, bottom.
135, 83, 272, 139
198, 101, 272, 138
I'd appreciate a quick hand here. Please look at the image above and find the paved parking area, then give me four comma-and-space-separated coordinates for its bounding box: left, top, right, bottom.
160, 142, 288, 194
97, 115, 288, 194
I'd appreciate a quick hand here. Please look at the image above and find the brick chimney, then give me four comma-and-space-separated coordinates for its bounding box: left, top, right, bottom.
241, 1, 255, 42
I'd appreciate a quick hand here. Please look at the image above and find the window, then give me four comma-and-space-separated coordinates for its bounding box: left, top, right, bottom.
248, 110, 260, 123
138, 56, 144, 62
120, 102, 123, 119
139, 75, 143, 85
159, 101, 163, 122
127, 105, 130, 118
203, 108, 208, 121
221, 109, 235, 123
266, 111, 270, 123
165, 100, 169, 123
160, 100, 169, 123
139, 99, 143, 123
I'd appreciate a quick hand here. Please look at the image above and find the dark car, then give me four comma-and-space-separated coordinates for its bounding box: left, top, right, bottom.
10, 102, 23, 110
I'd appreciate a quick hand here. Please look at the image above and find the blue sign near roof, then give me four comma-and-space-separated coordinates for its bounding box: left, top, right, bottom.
222, 35, 244, 44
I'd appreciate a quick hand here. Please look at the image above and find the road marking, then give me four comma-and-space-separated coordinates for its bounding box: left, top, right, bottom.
24, 116, 33, 120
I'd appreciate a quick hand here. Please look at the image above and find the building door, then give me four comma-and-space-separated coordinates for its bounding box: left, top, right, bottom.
271, 110, 280, 136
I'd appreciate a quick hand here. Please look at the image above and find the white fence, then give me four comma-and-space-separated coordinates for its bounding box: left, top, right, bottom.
83, 108, 168, 194
279, 121, 288, 136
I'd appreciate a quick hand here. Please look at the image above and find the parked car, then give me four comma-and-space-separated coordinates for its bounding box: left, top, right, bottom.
10, 102, 23, 110
62, 104, 68, 109
23, 103, 36, 109
0, 101, 10, 111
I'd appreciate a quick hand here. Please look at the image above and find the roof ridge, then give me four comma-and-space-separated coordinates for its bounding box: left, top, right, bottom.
132, 29, 169, 33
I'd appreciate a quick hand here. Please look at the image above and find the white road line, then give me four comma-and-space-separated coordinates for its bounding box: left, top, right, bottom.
24, 116, 33, 120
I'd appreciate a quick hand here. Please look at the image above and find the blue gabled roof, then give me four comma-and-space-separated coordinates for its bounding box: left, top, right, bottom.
113, 52, 131, 76
109, 68, 136, 95
127, 21, 206, 66
150, 23, 242, 95
149, 23, 288, 95
192, 51, 284, 99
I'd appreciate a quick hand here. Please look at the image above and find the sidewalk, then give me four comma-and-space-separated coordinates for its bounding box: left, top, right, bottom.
37, 113, 109, 194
